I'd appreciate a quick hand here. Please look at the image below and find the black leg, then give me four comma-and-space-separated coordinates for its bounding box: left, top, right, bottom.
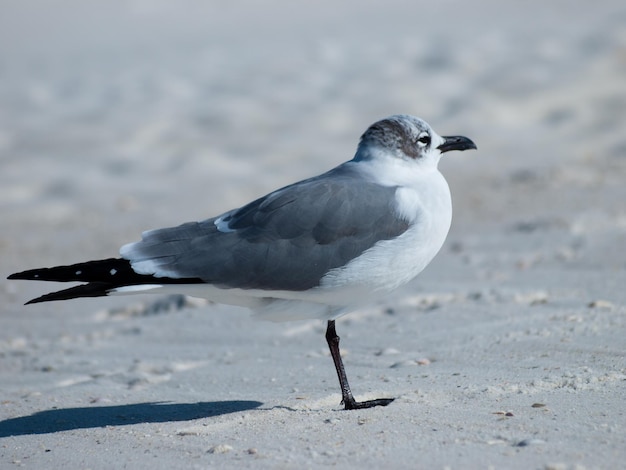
325, 319, 394, 410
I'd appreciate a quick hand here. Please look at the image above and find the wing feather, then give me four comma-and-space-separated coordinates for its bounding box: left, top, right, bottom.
121, 165, 410, 291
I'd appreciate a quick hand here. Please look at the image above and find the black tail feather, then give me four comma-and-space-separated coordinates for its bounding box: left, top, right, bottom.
8, 258, 204, 305
25, 283, 113, 305
9, 258, 144, 283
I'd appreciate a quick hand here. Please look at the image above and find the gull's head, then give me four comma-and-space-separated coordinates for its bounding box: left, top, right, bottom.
355, 115, 476, 168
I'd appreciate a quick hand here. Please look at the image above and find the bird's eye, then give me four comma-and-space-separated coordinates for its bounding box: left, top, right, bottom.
416, 133, 431, 147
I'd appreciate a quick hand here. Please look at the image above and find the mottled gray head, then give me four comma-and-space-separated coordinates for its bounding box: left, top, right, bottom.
356, 114, 476, 162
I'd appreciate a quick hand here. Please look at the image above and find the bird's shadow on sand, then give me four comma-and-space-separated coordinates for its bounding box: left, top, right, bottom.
0, 400, 262, 437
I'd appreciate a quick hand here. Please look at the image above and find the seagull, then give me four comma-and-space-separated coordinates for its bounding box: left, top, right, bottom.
8, 115, 476, 410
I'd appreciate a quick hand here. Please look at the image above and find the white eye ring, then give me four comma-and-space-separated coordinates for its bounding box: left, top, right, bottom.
416, 132, 431, 148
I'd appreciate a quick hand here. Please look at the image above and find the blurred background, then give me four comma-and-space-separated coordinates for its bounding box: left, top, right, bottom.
1, 4, 625, 466
1, 0, 625, 287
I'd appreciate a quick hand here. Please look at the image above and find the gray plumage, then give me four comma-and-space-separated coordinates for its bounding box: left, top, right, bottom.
122, 164, 410, 291
9, 114, 476, 310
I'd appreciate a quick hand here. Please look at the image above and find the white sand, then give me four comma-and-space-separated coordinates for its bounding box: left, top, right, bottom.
1, 1, 625, 468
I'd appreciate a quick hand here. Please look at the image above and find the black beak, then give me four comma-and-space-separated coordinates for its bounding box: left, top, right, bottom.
437, 135, 477, 153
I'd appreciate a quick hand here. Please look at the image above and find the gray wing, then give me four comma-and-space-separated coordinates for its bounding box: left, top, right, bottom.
121, 166, 410, 291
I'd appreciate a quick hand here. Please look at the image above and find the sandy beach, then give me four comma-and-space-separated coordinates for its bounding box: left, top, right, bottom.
1, 1, 625, 468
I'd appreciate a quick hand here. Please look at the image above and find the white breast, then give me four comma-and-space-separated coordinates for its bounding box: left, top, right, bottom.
319, 169, 452, 296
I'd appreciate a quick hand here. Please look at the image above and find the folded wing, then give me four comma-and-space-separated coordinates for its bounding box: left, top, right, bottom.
122, 167, 410, 291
